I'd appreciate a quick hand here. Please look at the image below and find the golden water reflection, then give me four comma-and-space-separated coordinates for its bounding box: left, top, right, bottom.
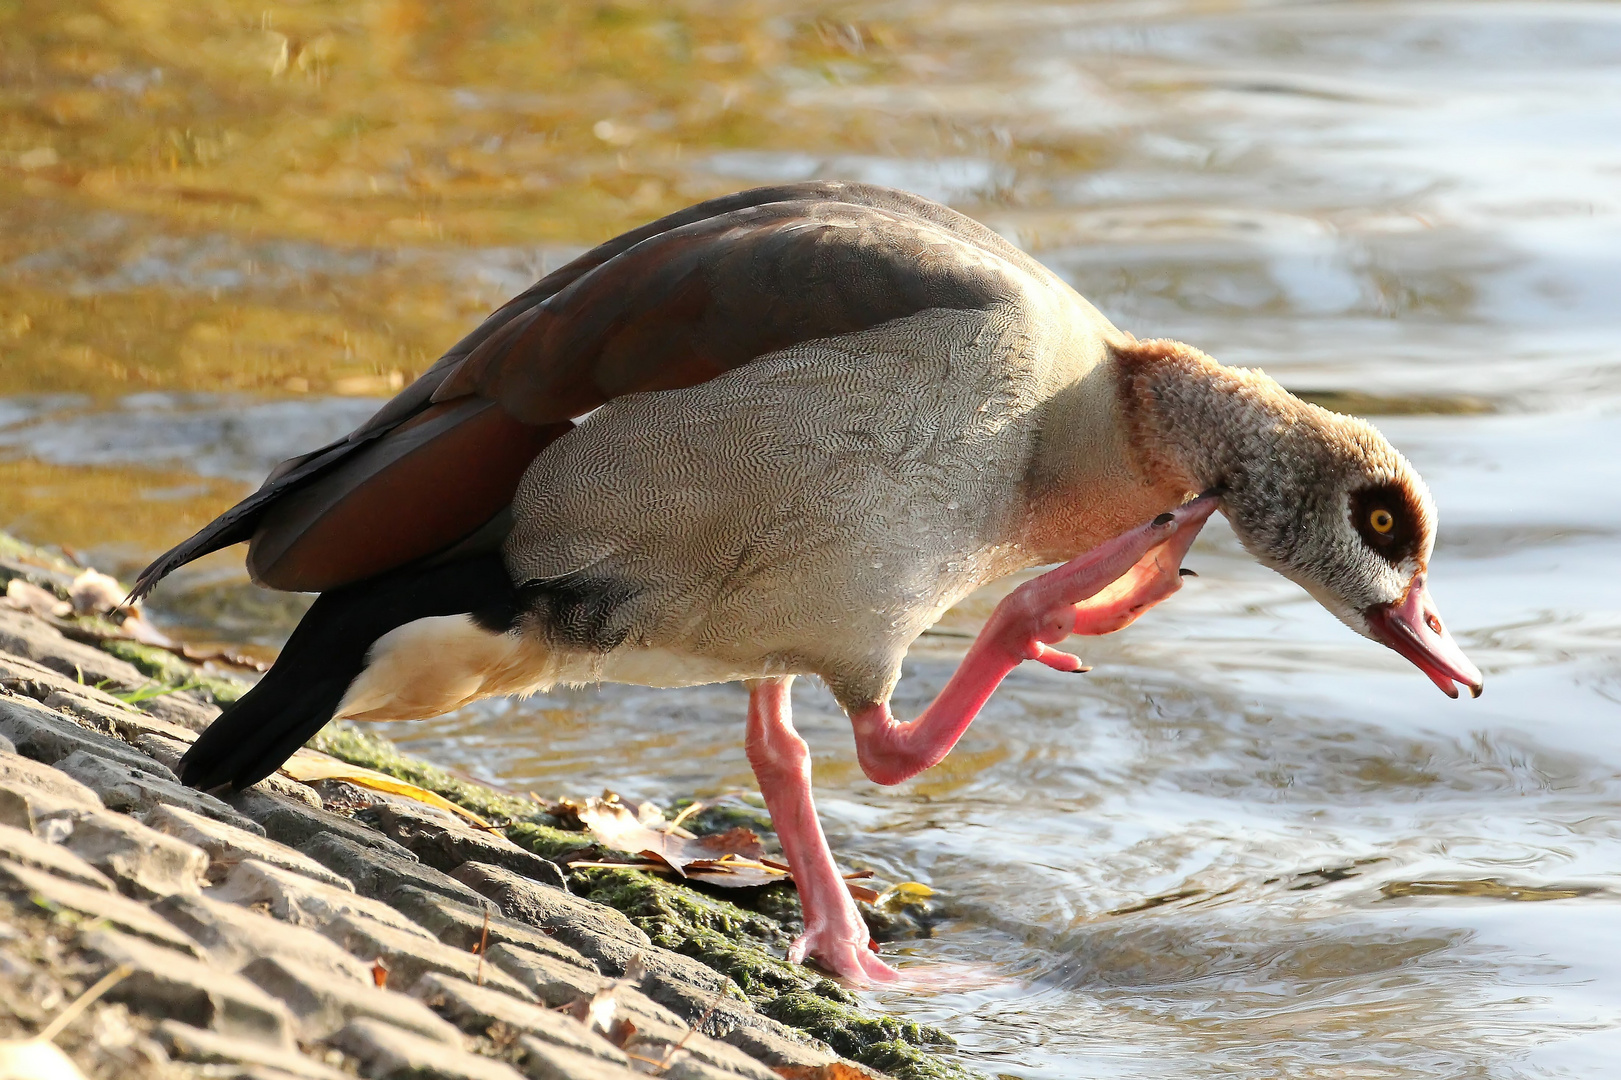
5, 1, 1621, 1077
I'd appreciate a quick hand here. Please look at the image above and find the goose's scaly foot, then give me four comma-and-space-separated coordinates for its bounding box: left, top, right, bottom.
851, 495, 1219, 786
745, 677, 899, 987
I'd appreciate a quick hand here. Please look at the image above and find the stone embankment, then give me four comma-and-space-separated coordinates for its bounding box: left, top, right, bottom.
0, 535, 971, 1080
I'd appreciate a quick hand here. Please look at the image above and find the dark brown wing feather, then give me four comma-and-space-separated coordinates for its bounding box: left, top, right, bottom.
131, 183, 1035, 599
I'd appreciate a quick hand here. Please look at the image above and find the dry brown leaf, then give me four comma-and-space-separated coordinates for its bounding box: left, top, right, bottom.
774, 1064, 884, 1079
573, 793, 888, 896
574, 795, 798, 887
279, 749, 492, 828
565, 953, 645, 1048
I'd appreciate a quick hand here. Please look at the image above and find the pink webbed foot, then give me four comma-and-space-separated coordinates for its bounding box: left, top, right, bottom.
789, 910, 900, 986
988, 493, 1220, 673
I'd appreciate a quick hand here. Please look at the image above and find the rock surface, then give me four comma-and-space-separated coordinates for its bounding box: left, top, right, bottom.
0, 534, 965, 1080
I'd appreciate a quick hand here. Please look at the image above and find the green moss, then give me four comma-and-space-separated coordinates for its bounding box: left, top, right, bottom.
669, 798, 775, 837
504, 821, 597, 861
855, 1040, 980, 1080
762, 992, 957, 1069
96, 638, 246, 705
99, 638, 194, 684
293, 726, 977, 1077
571, 866, 786, 948
670, 927, 843, 1003
306, 723, 538, 821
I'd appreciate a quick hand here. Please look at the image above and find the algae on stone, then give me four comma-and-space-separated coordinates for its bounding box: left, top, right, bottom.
762, 993, 973, 1080
96, 639, 245, 706
293, 725, 977, 1078
307, 722, 540, 822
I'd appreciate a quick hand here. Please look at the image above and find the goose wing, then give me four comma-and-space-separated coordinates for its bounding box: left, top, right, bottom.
132, 183, 1036, 598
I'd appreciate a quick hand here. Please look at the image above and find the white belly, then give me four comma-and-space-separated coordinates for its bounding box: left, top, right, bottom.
334, 614, 781, 723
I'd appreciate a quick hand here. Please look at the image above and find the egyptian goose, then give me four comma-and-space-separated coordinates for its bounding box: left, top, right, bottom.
134, 182, 1482, 985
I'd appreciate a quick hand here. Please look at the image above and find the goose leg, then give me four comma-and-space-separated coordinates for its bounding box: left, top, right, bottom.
851, 495, 1219, 786
745, 676, 899, 986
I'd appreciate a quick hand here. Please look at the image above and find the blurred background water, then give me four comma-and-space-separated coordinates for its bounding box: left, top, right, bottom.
3, 1, 1620, 1075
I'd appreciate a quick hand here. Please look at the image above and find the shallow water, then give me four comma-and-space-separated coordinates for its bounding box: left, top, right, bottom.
3, 1, 1620, 1076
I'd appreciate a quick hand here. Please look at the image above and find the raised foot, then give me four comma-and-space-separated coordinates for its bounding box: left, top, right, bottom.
790, 923, 901, 987
988, 493, 1220, 672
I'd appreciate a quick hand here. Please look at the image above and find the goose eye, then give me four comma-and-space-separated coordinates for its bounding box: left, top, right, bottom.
1370, 508, 1395, 535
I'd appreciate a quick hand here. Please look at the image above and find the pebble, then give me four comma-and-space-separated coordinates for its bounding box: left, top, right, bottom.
51, 806, 209, 898
410, 972, 628, 1063
0, 607, 145, 689
300, 830, 491, 908
0, 747, 103, 827
720, 1025, 840, 1069
450, 862, 651, 973
229, 787, 418, 856
319, 913, 538, 1001
55, 748, 264, 833
154, 891, 375, 982
327, 1017, 528, 1080
83, 927, 296, 1045
157, 1020, 350, 1080
513, 1038, 643, 1080
386, 885, 598, 972
358, 803, 568, 888
148, 801, 352, 888
0, 696, 180, 779
241, 954, 464, 1042
0, 857, 203, 955
210, 858, 433, 939
0, 821, 114, 889
482, 942, 608, 1006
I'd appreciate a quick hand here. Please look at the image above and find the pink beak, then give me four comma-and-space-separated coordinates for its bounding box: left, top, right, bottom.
1364, 572, 1483, 699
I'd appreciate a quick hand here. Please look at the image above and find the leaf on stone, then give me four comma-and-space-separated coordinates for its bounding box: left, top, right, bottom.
573, 794, 790, 887
774, 1064, 884, 1079
571, 793, 884, 895
278, 749, 493, 828
565, 953, 645, 1048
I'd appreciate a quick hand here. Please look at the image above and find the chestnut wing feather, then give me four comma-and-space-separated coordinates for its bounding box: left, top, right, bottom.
131, 184, 1032, 599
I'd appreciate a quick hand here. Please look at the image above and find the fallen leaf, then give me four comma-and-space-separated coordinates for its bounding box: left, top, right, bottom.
774, 1063, 884, 1079
279, 750, 492, 828
67, 569, 125, 616
565, 953, 645, 1048
874, 881, 935, 910
572, 793, 888, 895
574, 795, 796, 886
4, 580, 70, 619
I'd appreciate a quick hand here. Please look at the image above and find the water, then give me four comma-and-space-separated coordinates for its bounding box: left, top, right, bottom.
3, 2, 1619, 1075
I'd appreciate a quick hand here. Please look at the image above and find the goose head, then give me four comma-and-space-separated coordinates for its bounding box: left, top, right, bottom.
1117, 338, 1483, 698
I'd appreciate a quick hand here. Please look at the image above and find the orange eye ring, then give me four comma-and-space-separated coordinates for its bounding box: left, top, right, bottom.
1370, 508, 1395, 534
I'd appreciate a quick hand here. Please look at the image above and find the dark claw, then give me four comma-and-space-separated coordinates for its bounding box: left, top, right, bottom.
1179, 568, 1197, 577
1069, 666, 1092, 674
1152, 512, 1175, 527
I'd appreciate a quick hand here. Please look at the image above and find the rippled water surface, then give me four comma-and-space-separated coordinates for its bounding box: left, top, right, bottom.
4, 2, 1620, 1076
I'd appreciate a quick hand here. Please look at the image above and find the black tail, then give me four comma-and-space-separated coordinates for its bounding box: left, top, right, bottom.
178, 554, 519, 791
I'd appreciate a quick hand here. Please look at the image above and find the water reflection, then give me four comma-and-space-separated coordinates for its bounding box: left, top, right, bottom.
3, 0, 1620, 1076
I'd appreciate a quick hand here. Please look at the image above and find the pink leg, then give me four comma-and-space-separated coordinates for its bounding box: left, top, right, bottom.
851, 495, 1219, 786
745, 676, 899, 986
